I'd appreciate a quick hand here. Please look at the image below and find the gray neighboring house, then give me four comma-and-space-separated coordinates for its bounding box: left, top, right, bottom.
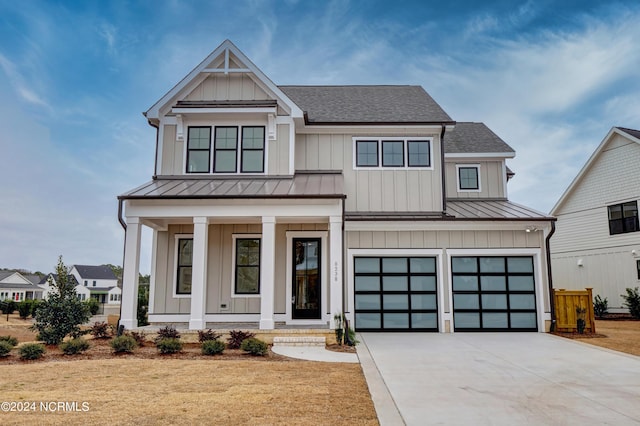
0, 271, 44, 301
550, 126, 640, 311
118, 40, 555, 332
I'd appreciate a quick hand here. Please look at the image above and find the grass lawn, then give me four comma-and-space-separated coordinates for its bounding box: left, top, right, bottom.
572, 319, 640, 357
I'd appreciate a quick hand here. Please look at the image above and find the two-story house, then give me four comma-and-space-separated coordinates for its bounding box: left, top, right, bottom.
70, 265, 121, 305
118, 40, 555, 332
550, 127, 640, 311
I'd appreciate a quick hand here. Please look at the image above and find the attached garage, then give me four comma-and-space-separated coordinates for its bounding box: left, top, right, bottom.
451, 256, 538, 331
354, 256, 439, 331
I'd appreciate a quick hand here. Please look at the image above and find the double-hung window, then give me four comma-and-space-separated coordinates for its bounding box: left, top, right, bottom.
187, 127, 211, 173
234, 237, 261, 295
176, 237, 193, 296
355, 138, 432, 169
608, 201, 639, 235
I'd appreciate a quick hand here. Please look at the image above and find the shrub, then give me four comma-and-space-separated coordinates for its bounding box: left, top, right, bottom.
30, 299, 41, 317
198, 329, 222, 343
0, 335, 19, 347
19, 343, 45, 360
0, 299, 16, 315
240, 337, 268, 356
90, 322, 111, 339
156, 338, 182, 354
85, 298, 100, 316
0, 341, 14, 357
18, 300, 32, 319
202, 339, 226, 356
110, 335, 138, 353
137, 284, 149, 327
60, 337, 90, 355
126, 330, 147, 347
155, 325, 181, 343
227, 330, 255, 349
593, 295, 609, 319
621, 287, 640, 319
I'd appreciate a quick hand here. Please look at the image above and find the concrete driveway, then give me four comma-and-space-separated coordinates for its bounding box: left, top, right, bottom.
358, 333, 640, 425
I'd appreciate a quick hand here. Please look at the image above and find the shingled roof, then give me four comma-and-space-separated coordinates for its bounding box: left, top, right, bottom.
73, 265, 118, 280
616, 127, 640, 140
279, 85, 453, 124
444, 122, 515, 154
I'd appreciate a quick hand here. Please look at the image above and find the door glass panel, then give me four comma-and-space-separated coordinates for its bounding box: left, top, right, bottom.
509, 294, 535, 309
355, 258, 379, 273
411, 275, 436, 291
510, 313, 536, 328
383, 295, 408, 310
384, 313, 409, 328
454, 294, 479, 309
410, 257, 435, 273
509, 276, 535, 291
293, 240, 320, 318
481, 276, 506, 291
411, 294, 436, 310
355, 295, 381, 310
355, 276, 379, 291
356, 313, 380, 329
455, 313, 480, 328
452, 275, 478, 291
481, 294, 507, 309
412, 313, 437, 328
382, 258, 407, 273
382, 276, 408, 291
483, 313, 508, 328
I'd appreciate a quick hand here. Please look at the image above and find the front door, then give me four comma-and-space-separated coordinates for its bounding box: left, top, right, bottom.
292, 238, 321, 319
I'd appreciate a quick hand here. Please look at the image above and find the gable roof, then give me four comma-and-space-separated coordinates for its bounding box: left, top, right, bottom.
39, 274, 79, 286
444, 122, 515, 156
279, 85, 453, 124
73, 265, 118, 280
0, 271, 14, 281
550, 126, 640, 215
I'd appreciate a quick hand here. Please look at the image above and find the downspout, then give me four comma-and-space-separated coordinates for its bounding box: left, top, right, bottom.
117, 197, 127, 329
440, 124, 447, 214
545, 221, 557, 332
149, 119, 160, 179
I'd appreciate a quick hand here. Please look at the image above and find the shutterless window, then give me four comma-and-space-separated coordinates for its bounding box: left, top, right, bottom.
459, 167, 479, 190
241, 127, 265, 173
382, 141, 404, 167
235, 238, 261, 294
214, 127, 238, 173
608, 201, 639, 235
356, 141, 379, 167
176, 238, 193, 295
186, 127, 211, 173
637, 260, 640, 280
407, 141, 430, 167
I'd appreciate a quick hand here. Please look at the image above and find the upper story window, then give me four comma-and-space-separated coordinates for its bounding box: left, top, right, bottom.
186, 125, 265, 174
608, 201, 639, 235
354, 138, 432, 169
457, 165, 481, 191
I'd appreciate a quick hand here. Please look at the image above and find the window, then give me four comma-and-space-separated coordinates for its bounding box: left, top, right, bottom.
186, 127, 211, 173
241, 127, 265, 173
84, 280, 88, 286
176, 238, 193, 295
354, 138, 432, 169
93, 280, 96, 287
457, 165, 480, 191
608, 201, 639, 235
637, 260, 640, 280
235, 238, 261, 294
214, 127, 238, 173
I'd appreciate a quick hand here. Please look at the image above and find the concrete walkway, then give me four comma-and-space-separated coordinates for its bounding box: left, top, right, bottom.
359, 333, 640, 426
271, 345, 358, 363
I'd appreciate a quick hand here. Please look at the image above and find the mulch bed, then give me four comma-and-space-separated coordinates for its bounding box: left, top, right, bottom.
552, 331, 608, 339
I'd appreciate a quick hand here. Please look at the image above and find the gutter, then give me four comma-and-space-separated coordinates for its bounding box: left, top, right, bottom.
545, 221, 557, 332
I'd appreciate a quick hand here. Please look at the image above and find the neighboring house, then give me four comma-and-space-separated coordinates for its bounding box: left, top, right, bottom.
39, 273, 85, 300
550, 127, 640, 311
70, 265, 121, 304
118, 40, 555, 332
0, 271, 44, 301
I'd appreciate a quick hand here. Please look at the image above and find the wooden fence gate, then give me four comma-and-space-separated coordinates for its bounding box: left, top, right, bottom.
553, 288, 596, 333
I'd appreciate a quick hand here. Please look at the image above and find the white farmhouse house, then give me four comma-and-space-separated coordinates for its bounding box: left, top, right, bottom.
118, 40, 555, 332
70, 265, 121, 305
550, 127, 640, 311
0, 271, 43, 301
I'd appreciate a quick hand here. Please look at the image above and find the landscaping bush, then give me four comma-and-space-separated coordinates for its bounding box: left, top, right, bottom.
0, 341, 14, 357
85, 298, 100, 316
110, 335, 138, 353
594, 295, 609, 319
621, 287, 640, 319
18, 300, 32, 319
30, 299, 41, 317
240, 337, 268, 356
19, 343, 45, 360
126, 330, 147, 347
90, 321, 111, 339
0, 299, 16, 315
156, 338, 182, 354
60, 337, 90, 355
198, 329, 221, 343
155, 325, 181, 343
0, 335, 19, 347
202, 339, 226, 356
227, 330, 255, 349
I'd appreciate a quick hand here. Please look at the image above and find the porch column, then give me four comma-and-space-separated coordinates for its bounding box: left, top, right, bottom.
329, 216, 343, 329
260, 216, 276, 329
120, 217, 141, 329
189, 216, 209, 330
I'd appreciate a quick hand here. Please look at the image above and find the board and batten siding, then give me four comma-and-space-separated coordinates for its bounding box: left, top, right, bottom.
295, 133, 442, 212
185, 74, 270, 101
444, 160, 505, 199
160, 125, 182, 175
152, 223, 328, 316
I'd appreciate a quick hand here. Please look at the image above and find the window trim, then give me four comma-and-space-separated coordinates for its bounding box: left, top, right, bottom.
456, 164, 481, 192
240, 126, 266, 173
173, 234, 194, 298
231, 234, 262, 298
607, 201, 639, 236
186, 126, 212, 174
353, 137, 433, 170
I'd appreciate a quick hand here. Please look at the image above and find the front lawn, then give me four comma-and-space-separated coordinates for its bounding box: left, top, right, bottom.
573, 319, 640, 357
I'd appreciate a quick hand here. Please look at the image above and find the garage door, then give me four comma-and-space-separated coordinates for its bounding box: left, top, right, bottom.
354, 257, 438, 331
452, 256, 537, 331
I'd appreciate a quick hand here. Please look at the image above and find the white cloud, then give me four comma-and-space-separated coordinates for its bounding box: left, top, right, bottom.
0, 53, 50, 109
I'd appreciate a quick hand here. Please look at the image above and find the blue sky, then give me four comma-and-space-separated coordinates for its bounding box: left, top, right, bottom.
1, 0, 640, 274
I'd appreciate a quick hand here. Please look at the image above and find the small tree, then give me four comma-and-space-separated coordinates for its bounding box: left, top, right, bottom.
31, 256, 91, 345
621, 287, 640, 319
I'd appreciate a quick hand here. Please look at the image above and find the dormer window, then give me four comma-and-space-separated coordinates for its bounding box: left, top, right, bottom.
187, 125, 265, 174
456, 165, 481, 192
